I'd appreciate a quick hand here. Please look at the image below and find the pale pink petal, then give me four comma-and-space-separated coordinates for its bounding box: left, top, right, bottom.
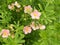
23, 26, 32, 34
39, 25, 46, 30
2, 35, 8, 38
30, 22, 39, 30
35, 16, 40, 19
8, 5, 12, 9
31, 16, 35, 19
24, 31, 28, 34
14, 1, 21, 8
8, 4, 14, 10
30, 9, 41, 19
28, 28, 32, 33
24, 5, 32, 14
1, 29, 10, 38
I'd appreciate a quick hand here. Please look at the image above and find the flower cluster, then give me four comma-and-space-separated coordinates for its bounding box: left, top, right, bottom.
8, 1, 21, 11
0, 1, 46, 38
24, 5, 41, 19
6, 1, 46, 35
23, 22, 46, 34
23, 5, 45, 34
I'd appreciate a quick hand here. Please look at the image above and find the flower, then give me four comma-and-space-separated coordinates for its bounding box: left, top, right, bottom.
0, 29, 10, 38
14, 1, 21, 8
8, 3, 15, 10
24, 5, 32, 14
39, 24, 46, 30
31, 10, 41, 19
30, 22, 39, 30
23, 26, 32, 34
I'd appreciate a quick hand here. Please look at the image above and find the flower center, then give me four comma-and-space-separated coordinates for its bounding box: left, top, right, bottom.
3, 32, 7, 36
25, 28, 29, 32
34, 13, 37, 17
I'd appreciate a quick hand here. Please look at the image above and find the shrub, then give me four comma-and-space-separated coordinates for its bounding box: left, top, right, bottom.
0, 0, 60, 45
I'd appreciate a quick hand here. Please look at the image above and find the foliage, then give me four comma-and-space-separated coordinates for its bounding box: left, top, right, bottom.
0, 0, 60, 45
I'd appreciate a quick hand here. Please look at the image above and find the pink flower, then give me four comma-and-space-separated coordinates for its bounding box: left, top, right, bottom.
31, 10, 41, 19
14, 1, 21, 8
39, 24, 46, 30
8, 3, 15, 10
24, 5, 32, 14
30, 22, 39, 30
0, 29, 10, 38
23, 26, 32, 34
